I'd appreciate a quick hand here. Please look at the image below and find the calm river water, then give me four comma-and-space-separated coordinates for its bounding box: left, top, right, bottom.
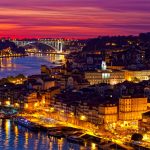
0, 119, 87, 150
0, 54, 64, 78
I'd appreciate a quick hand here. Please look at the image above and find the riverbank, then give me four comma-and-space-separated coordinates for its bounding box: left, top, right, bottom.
17, 110, 134, 150
0, 53, 28, 58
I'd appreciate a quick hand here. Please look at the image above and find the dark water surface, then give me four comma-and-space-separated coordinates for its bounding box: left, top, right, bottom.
0, 119, 84, 150
0, 54, 64, 78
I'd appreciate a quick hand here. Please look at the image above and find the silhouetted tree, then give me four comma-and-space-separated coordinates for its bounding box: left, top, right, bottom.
131, 133, 143, 141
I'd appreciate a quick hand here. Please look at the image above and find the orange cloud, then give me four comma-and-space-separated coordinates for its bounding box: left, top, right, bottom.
0, 23, 20, 30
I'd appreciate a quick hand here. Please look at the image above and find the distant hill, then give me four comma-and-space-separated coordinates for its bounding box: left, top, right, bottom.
82, 36, 137, 52
0, 40, 25, 54
83, 33, 150, 52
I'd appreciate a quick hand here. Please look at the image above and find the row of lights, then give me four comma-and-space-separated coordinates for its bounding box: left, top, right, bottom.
3, 101, 88, 121
3, 99, 46, 109
4, 101, 20, 108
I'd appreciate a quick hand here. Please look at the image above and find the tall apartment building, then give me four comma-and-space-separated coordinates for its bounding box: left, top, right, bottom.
119, 96, 147, 121
99, 103, 118, 124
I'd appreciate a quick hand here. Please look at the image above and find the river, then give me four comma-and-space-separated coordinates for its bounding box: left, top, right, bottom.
0, 54, 64, 78
0, 119, 87, 150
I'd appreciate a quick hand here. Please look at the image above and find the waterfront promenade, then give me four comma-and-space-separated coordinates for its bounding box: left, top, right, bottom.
18, 108, 134, 150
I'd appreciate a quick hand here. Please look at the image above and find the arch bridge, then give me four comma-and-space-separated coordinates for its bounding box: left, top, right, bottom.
13, 39, 64, 53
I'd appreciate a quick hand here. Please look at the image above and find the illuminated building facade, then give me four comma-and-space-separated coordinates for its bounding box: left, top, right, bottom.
77, 101, 99, 125
41, 87, 60, 106
85, 69, 150, 85
124, 70, 150, 81
99, 104, 118, 124
119, 96, 147, 121
23, 92, 38, 109
85, 70, 125, 85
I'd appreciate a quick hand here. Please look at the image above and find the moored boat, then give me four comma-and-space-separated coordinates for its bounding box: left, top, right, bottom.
14, 117, 40, 131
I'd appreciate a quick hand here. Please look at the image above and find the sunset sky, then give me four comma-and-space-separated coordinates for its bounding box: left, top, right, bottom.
0, 0, 150, 39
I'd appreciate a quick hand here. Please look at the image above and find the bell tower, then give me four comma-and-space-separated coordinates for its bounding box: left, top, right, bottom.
101, 61, 107, 70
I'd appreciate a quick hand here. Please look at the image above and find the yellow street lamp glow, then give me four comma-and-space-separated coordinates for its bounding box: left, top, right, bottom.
15, 103, 19, 107
61, 110, 64, 113
91, 143, 96, 150
5, 101, 10, 106
25, 103, 28, 109
127, 76, 132, 81
42, 100, 45, 104
70, 112, 74, 116
45, 109, 50, 112
143, 134, 148, 141
50, 107, 54, 112
34, 102, 38, 107
80, 115, 87, 121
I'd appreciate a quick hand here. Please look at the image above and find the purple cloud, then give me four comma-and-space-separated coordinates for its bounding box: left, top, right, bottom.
0, 0, 149, 38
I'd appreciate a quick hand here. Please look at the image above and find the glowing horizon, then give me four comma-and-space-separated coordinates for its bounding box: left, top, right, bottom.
0, 0, 149, 39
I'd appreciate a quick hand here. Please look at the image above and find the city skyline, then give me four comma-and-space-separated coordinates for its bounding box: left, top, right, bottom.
0, 0, 150, 39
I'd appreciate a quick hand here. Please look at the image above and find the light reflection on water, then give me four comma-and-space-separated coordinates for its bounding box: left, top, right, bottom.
0, 54, 64, 78
0, 119, 94, 150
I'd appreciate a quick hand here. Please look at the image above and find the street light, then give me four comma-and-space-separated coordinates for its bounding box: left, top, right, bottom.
15, 103, 19, 108
61, 110, 64, 113
70, 112, 74, 117
80, 115, 87, 121
50, 107, 54, 112
5, 101, 10, 106
34, 102, 38, 107
25, 103, 28, 109
42, 100, 45, 105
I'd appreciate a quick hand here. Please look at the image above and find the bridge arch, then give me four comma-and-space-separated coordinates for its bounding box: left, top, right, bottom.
13, 40, 63, 53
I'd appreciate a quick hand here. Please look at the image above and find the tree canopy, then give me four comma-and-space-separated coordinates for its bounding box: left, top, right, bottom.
131, 133, 143, 141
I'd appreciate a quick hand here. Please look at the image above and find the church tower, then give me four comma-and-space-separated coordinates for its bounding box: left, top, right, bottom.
101, 61, 107, 70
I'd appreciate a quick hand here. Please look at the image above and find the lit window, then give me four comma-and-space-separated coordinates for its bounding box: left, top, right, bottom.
102, 73, 110, 79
